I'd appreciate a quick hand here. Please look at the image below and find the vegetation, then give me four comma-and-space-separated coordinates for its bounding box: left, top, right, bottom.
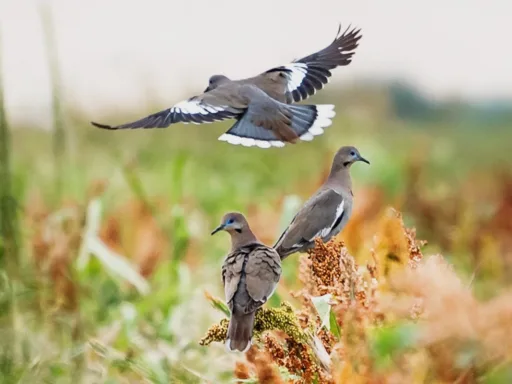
1, 55, 512, 382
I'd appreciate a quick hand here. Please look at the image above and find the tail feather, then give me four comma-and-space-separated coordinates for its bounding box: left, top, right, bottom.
218, 104, 335, 148
225, 311, 256, 353
289, 104, 335, 139
275, 241, 312, 260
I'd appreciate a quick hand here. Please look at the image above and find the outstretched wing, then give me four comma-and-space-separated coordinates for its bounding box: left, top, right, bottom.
91, 90, 245, 130
258, 24, 362, 103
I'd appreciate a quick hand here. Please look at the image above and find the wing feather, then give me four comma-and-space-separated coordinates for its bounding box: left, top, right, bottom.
259, 25, 362, 103
274, 188, 345, 254
91, 90, 244, 130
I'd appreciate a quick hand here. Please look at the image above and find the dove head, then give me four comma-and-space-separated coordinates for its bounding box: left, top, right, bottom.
204, 74, 230, 92
211, 212, 258, 248
211, 212, 250, 235
330, 146, 370, 173
325, 146, 369, 190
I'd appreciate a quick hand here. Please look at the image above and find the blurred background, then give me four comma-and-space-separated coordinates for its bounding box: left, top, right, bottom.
1, 0, 511, 383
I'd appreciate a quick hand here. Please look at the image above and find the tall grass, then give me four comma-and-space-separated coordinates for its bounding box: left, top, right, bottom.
40, 4, 66, 203
0, 34, 19, 274
0, 32, 22, 383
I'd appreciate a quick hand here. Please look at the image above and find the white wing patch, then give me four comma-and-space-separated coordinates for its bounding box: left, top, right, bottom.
218, 133, 286, 148
289, 197, 345, 249
284, 63, 308, 93
318, 200, 345, 238
168, 99, 229, 124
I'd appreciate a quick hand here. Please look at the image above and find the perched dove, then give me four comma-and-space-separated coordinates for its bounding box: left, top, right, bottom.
212, 212, 282, 352
274, 146, 369, 259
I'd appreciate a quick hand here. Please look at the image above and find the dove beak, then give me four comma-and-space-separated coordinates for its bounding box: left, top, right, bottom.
211, 224, 225, 235
358, 155, 370, 165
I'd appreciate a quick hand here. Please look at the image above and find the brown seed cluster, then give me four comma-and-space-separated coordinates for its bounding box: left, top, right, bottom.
245, 346, 284, 384
234, 361, 250, 383
262, 334, 325, 383
294, 237, 372, 331
199, 319, 228, 347
262, 334, 286, 361
303, 238, 345, 296
317, 328, 336, 355
405, 225, 426, 269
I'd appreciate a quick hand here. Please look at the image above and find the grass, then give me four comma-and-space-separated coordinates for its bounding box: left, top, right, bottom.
1, 80, 512, 383
40, 3, 66, 202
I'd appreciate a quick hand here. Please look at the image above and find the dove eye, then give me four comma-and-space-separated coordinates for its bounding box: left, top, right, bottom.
226, 218, 234, 225
350, 151, 356, 156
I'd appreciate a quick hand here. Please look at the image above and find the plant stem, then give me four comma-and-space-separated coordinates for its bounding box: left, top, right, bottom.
0, 30, 21, 370
0, 27, 19, 279
40, 3, 66, 202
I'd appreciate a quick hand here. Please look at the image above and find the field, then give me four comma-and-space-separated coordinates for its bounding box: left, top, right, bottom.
1, 82, 512, 383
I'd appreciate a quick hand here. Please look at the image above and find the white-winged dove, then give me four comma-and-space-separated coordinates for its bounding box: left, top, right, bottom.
211, 212, 282, 352
274, 146, 369, 259
91, 25, 362, 148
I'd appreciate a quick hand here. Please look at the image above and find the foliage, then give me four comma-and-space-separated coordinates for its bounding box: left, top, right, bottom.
1, 81, 512, 382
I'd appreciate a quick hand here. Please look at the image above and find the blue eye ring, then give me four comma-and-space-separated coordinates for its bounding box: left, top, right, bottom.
226, 218, 234, 225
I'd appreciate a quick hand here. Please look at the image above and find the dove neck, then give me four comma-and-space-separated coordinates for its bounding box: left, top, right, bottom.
230, 230, 259, 251
325, 167, 352, 193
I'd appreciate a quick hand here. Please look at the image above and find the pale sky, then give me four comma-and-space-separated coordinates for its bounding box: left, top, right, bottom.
0, 0, 510, 128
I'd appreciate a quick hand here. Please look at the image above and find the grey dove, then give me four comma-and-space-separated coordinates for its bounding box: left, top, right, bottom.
274, 146, 369, 259
211, 212, 282, 352
91, 25, 362, 148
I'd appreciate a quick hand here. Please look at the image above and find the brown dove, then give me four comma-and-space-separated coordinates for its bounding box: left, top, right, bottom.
211, 212, 282, 352
91, 25, 362, 148
274, 146, 369, 259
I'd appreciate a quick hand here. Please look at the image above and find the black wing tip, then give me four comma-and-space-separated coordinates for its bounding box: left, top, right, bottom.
91, 121, 117, 130
334, 22, 363, 42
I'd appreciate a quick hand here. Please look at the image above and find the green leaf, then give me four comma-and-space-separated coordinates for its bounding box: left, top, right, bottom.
369, 322, 420, 370
483, 363, 512, 384
168, 152, 189, 202
87, 236, 150, 295
76, 197, 150, 295
77, 198, 102, 269
122, 163, 149, 203
329, 311, 341, 339
204, 291, 230, 317
49, 363, 67, 377
169, 205, 190, 264
311, 294, 332, 332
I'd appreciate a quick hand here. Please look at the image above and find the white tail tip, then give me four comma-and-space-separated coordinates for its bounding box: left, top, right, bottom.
225, 338, 252, 353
